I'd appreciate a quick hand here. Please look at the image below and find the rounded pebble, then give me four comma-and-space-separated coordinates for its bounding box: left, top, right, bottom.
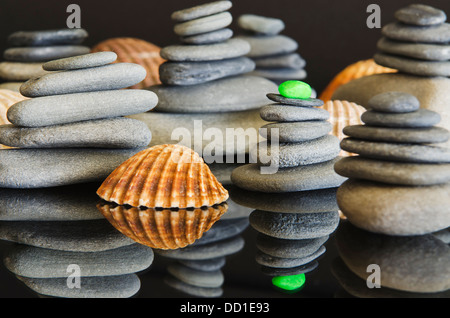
367, 91, 420, 113
43, 52, 118, 71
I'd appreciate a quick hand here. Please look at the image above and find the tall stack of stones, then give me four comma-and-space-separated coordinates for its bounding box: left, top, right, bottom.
230, 81, 346, 279
335, 92, 450, 236
332, 4, 450, 150
132, 1, 277, 159
374, 4, 450, 77
0, 29, 90, 92
236, 14, 307, 85
0, 52, 157, 189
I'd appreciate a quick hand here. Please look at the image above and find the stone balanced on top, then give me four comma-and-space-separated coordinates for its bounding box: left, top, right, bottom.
375, 4, 450, 77
0, 29, 90, 92
0, 52, 158, 188
230, 81, 346, 277
132, 1, 277, 157
335, 91, 450, 236
237, 14, 307, 85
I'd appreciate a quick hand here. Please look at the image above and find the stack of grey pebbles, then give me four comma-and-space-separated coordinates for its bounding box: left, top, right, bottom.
335, 91, 450, 236
374, 4, 450, 77
236, 14, 308, 85
132, 0, 277, 159
230, 89, 346, 278
0, 51, 157, 189
0, 29, 90, 92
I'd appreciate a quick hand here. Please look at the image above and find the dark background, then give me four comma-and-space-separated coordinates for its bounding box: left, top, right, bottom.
1, 0, 450, 94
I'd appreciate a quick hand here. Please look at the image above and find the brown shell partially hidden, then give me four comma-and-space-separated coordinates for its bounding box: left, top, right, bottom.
97, 202, 227, 250
91, 37, 165, 89
320, 100, 365, 157
97, 144, 229, 209
319, 59, 397, 101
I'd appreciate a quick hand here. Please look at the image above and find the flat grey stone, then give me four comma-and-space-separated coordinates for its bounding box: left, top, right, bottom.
192, 218, 249, 246
8, 29, 89, 47
336, 221, 450, 294
335, 156, 450, 186
4, 244, 153, 278
261, 261, 318, 277
18, 274, 140, 298
361, 108, 441, 128
171, 0, 232, 22
236, 35, 298, 58
0, 62, 50, 81
262, 121, 332, 143
228, 185, 339, 213
250, 68, 307, 81
343, 125, 450, 144
255, 246, 325, 268
4, 46, 90, 63
168, 264, 223, 288
181, 28, 233, 45
249, 210, 340, 240
367, 91, 420, 113
174, 11, 232, 37
20, 63, 147, 97
159, 57, 255, 86
0, 147, 144, 188
258, 134, 341, 168
374, 52, 450, 77
377, 37, 450, 61
155, 235, 244, 260
8, 90, 157, 127
0, 219, 135, 252
0, 117, 151, 149
382, 22, 450, 44
231, 157, 346, 193
150, 75, 276, 113
256, 233, 329, 259
266, 93, 324, 107
129, 108, 267, 156
254, 53, 306, 69
395, 4, 447, 26
43, 52, 118, 71
160, 38, 250, 62
341, 138, 450, 163
238, 14, 285, 35
337, 179, 450, 236
164, 275, 223, 298
0, 183, 103, 221
260, 104, 329, 122
179, 257, 226, 271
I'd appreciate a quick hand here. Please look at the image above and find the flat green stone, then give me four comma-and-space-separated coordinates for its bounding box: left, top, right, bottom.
278, 80, 311, 99
272, 274, 306, 291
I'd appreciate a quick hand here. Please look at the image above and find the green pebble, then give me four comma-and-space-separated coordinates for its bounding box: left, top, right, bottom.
278, 80, 312, 99
272, 274, 306, 291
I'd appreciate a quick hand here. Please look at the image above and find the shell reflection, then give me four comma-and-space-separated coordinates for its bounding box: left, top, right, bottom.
97, 202, 228, 250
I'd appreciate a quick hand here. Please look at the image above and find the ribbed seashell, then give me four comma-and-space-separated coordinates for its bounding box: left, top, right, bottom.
319, 59, 397, 101
320, 100, 366, 157
91, 37, 165, 89
97, 144, 229, 209
97, 202, 228, 250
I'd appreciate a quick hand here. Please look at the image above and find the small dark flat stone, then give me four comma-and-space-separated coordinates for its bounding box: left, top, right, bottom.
4, 46, 90, 63
266, 93, 324, 107
8, 29, 89, 47
395, 4, 447, 26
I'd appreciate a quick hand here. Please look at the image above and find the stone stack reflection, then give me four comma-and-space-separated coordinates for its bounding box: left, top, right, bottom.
0, 183, 154, 298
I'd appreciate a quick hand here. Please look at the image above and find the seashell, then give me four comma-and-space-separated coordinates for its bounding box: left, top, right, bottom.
0, 89, 28, 149
97, 144, 229, 209
319, 59, 397, 101
320, 100, 365, 157
97, 201, 228, 250
91, 37, 165, 89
